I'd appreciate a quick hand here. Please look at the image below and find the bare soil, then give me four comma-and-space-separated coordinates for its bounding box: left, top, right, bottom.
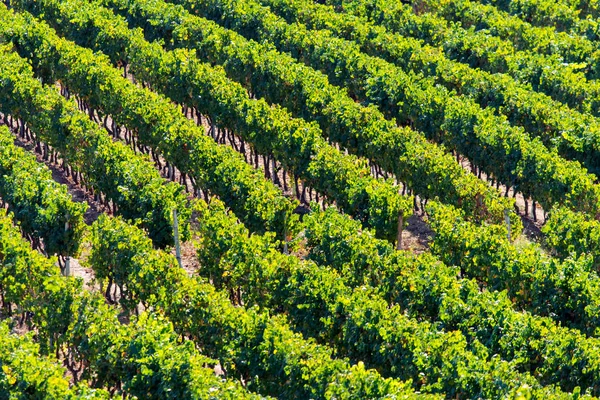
402, 212, 434, 253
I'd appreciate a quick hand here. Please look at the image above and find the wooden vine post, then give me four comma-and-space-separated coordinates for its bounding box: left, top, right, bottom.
396, 211, 403, 251
64, 213, 70, 277
283, 212, 289, 255
504, 209, 511, 242
173, 208, 183, 269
